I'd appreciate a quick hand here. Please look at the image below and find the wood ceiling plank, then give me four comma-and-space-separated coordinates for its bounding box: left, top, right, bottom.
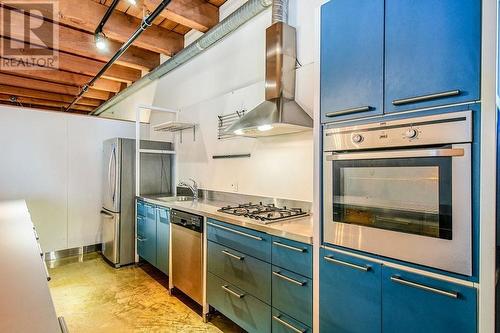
208, 0, 226, 6
49, 0, 184, 56
0, 6, 160, 70
0, 85, 101, 107
0, 93, 94, 112
0, 37, 141, 83
0, 73, 111, 101
0, 67, 122, 93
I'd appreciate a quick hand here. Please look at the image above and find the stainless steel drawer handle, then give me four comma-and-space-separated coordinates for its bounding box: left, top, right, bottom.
324, 256, 370, 272
207, 222, 263, 241
393, 89, 461, 106
272, 241, 306, 253
33, 228, 40, 240
273, 271, 306, 286
137, 237, 147, 242
327, 148, 464, 161
38, 243, 44, 257
325, 106, 371, 118
43, 261, 51, 282
272, 315, 306, 333
390, 276, 459, 299
222, 250, 244, 260
221, 285, 245, 298
58, 316, 69, 333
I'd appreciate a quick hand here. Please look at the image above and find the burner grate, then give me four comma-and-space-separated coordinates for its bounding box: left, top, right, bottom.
218, 202, 309, 224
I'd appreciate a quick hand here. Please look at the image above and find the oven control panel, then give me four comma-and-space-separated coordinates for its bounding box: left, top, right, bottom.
324, 111, 472, 151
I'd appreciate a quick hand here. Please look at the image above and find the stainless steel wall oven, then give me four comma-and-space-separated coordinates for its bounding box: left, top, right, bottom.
323, 111, 472, 275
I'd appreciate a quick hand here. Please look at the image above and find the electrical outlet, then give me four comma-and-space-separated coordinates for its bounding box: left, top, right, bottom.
230, 182, 239, 192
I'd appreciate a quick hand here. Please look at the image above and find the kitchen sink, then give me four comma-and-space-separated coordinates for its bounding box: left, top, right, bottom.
156, 196, 195, 202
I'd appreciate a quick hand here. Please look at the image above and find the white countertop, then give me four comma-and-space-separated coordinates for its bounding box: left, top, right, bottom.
140, 196, 313, 244
0, 200, 61, 333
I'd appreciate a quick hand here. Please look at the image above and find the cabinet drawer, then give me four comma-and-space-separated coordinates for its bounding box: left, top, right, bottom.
208, 241, 271, 303
382, 266, 477, 333
157, 206, 169, 224
145, 203, 156, 220
137, 200, 146, 217
272, 309, 311, 333
272, 266, 312, 327
272, 236, 312, 278
207, 219, 271, 262
320, 248, 382, 333
207, 272, 271, 333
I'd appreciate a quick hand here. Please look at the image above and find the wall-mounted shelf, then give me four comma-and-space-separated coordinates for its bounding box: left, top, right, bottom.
153, 121, 195, 132
139, 149, 176, 155
152, 121, 196, 143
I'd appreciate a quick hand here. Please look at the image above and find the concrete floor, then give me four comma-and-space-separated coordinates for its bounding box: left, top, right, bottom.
48, 253, 243, 333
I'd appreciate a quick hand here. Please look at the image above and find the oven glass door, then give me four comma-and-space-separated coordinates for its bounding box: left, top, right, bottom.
333, 157, 451, 239
323, 144, 472, 275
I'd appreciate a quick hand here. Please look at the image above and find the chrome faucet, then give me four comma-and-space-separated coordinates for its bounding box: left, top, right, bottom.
178, 179, 199, 200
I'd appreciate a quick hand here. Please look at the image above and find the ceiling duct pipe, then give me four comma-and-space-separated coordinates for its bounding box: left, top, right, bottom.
65, 0, 173, 112
91, 0, 275, 116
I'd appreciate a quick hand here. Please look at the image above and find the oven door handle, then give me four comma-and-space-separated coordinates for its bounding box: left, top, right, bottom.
326, 148, 464, 161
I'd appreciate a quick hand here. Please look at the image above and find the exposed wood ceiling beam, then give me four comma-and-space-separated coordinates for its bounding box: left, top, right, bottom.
0, 94, 94, 112
0, 73, 112, 101
0, 37, 141, 83
0, 67, 123, 93
0, 85, 101, 107
5, 0, 184, 56
0, 6, 160, 70
123, 0, 219, 32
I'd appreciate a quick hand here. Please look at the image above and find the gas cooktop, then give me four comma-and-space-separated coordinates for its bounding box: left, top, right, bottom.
217, 202, 309, 224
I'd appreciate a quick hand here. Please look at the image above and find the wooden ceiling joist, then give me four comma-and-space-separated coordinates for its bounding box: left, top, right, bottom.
0, 93, 94, 112
56, 0, 183, 56
0, 73, 111, 101
0, 85, 102, 107
0, 37, 141, 83
0, 67, 123, 93
1, 6, 160, 70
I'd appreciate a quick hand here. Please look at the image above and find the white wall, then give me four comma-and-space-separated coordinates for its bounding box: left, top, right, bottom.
103, 0, 322, 202
0, 105, 135, 252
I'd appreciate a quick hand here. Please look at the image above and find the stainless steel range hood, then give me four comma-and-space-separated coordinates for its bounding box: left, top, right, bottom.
227, 6, 313, 137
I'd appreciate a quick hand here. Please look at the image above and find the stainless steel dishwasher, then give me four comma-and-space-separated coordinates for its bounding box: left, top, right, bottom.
170, 209, 203, 305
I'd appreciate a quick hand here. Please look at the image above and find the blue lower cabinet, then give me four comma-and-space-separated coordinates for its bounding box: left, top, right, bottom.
156, 207, 169, 275
320, 248, 382, 333
207, 272, 271, 333
208, 240, 271, 303
272, 236, 312, 279
137, 204, 157, 266
272, 266, 312, 327
137, 200, 146, 217
272, 309, 311, 333
382, 266, 477, 333
207, 219, 271, 262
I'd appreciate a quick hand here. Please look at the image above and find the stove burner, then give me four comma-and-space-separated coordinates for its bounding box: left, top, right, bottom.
218, 202, 309, 224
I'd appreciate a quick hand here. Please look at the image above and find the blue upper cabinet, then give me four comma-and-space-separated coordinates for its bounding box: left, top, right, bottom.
385, 0, 480, 113
320, 0, 384, 122
382, 266, 477, 333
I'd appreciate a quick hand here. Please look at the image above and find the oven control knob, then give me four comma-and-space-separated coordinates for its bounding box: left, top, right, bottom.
352, 134, 364, 143
405, 128, 418, 139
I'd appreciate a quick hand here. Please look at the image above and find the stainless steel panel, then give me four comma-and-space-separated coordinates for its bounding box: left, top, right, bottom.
171, 224, 203, 304
101, 209, 120, 265
323, 143, 472, 276
102, 138, 121, 213
323, 110, 472, 151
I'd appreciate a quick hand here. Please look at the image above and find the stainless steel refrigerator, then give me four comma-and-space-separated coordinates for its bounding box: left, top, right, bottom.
101, 138, 172, 267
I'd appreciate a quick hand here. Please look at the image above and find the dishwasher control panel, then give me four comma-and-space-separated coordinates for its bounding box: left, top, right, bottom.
170, 209, 203, 232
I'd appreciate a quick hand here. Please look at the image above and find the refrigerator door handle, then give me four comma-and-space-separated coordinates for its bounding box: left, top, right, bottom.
110, 146, 117, 204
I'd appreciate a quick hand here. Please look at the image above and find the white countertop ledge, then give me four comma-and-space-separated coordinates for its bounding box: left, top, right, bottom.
140, 196, 314, 244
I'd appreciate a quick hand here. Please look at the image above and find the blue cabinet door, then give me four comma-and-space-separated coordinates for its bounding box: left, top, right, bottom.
156, 207, 169, 275
320, 248, 382, 333
385, 0, 480, 113
382, 266, 477, 333
320, 0, 384, 122
138, 203, 157, 266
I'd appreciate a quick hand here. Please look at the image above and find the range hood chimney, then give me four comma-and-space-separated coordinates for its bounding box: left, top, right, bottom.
227, 0, 313, 137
